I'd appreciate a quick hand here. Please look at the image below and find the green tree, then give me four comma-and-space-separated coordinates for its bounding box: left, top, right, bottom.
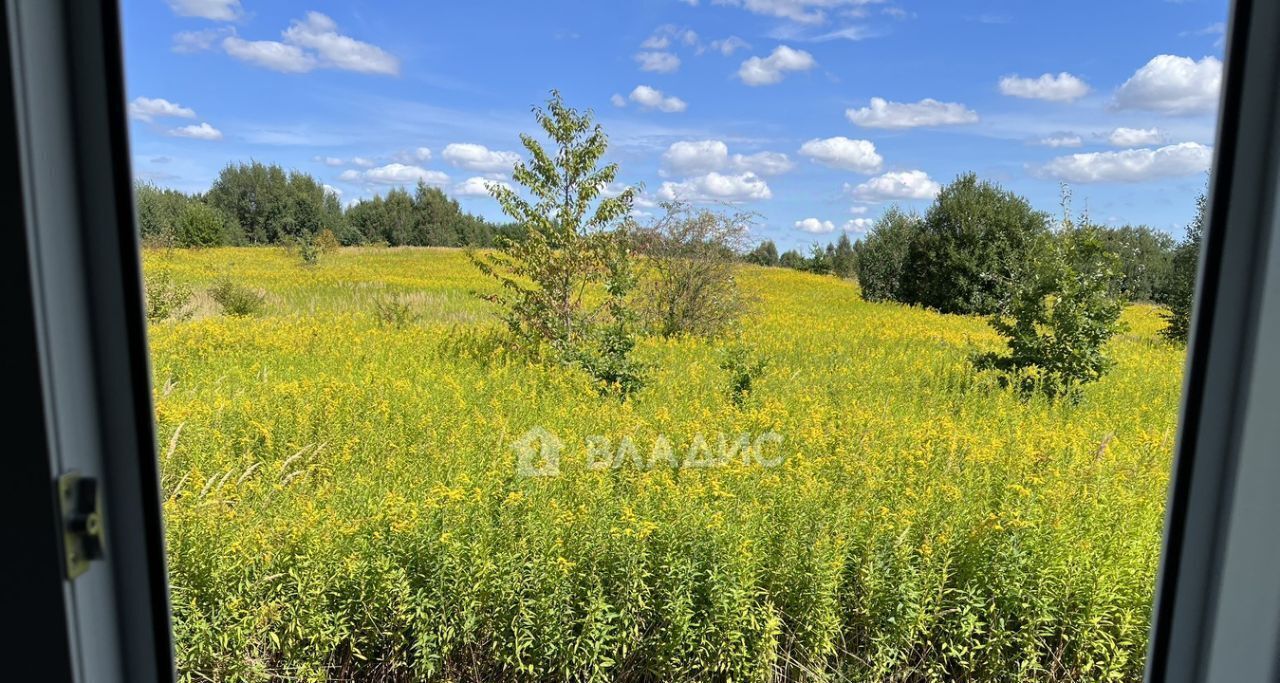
853, 207, 922, 303
745, 240, 779, 266
778, 249, 806, 270
1162, 190, 1207, 341
175, 200, 234, 247
976, 226, 1126, 398
1093, 224, 1176, 302
831, 233, 857, 278
902, 173, 1049, 315
471, 91, 641, 393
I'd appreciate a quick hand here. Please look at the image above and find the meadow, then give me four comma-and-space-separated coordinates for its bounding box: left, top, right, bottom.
146, 246, 1183, 682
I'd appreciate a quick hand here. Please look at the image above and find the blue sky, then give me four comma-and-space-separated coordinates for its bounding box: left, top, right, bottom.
123, 0, 1228, 250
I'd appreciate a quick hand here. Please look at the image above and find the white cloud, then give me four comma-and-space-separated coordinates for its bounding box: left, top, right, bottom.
1040, 142, 1212, 183
128, 97, 196, 122
316, 156, 344, 166
635, 51, 681, 73
222, 37, 317, 73
629, 85, 688, 113
442, 143, 521, 173
737, 45, 816, 86
845, 97, 979, 129
455, 176, 512, 196
166, 0, 241, 21
794, 217, 836, 233
798, 136, 882, 173
849, 205, 869, 215
222, 12, 398, 75
168, 122, 222, 140
1108, 127, 1165, 147
845, 170, 941, 201
1114, 55, 1222, 115
351, 157, 376, 167
344, 163, 450, 186
998, 72, 1091, 102
1037, 134, 1083, 148
707, 36, 750, 55
663, 140, 729, 174
844, 218, 874, 232
412, 147, 432, 161
712, 0, 884, 25
610, 93, 628, 107
663, 141, 793, 177
172, 27, 233, 53
731, 151, 794, 175
322, 184, 342, 197
282, 12, 399, 75
658, 172, 772, 202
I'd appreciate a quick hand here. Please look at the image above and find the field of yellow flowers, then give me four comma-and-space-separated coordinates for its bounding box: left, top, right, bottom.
145, 246, 1184, 682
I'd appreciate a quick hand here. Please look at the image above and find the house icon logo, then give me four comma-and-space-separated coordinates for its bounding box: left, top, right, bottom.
513, 426, 563, 477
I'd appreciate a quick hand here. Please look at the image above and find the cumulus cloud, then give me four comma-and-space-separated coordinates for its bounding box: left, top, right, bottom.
629, 85, 688, 113
610, 93, 628, 107
737, 45, 816, 86
712, 0, 883, 24
167, 122, 222, 140
351, 157, 375, 167
707, 36, 750, 55
663, 141, 794, 177
642, 25, 699, 50
441, 143, 521, 173
316, 156, 345, 166
798, 136, 882, 173
222, 12, 398, 75
794, 217, 836, 233
635, 51, 681, 73
342, 163, 450, 186
1108, 127, 1165, 147
455, 176, 513, 196
322, 184, 342, 197
1114, 55, 1222, 115
1039, 142, 1213, 183
172, 27, 233, 53
658, 172, 773, 202
845, 170, 941, 201
844, 218, 874, 232
1037, 134, 1083, 148
845, 97, 979, 129
663, 140, 729, 175
998, 72, 1091, 102
222, 37, 317, 73
128, 97, 196, 122
731, 151, 795, 175
165, 0, 241, 21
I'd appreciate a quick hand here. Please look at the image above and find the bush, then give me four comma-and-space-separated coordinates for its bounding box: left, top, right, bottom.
720, 344, 768, 406
315, 228, 340, 254
853, 207, 921, 302
901, 173, 1049, 315
975, 227, 1125, 399
636, 201, 752, 338
176, 201, 235, 248
209, 277, 266, 317
142, 269, 193, 322
371, 293, 418, 329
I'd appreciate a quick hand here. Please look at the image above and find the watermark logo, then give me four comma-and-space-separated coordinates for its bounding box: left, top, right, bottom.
514, 427, 784, 477
513, 426, 564, 477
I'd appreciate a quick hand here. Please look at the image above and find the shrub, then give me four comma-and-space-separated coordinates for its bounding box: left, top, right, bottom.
1161, 190, 1207, 342
636, 201, 753, 338
315, 228, 340, 254
209, 277, 265, 317
175, 201, 235, 248
371, 293, 418, 329
901, 173, 1049, 315
853, 207, 922, 303
975, 226, 1125, 399
142, 269, 193, 322
720, 344, 768, 406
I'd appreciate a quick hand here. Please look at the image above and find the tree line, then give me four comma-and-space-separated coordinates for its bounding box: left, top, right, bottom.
135, 160, 519, 249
